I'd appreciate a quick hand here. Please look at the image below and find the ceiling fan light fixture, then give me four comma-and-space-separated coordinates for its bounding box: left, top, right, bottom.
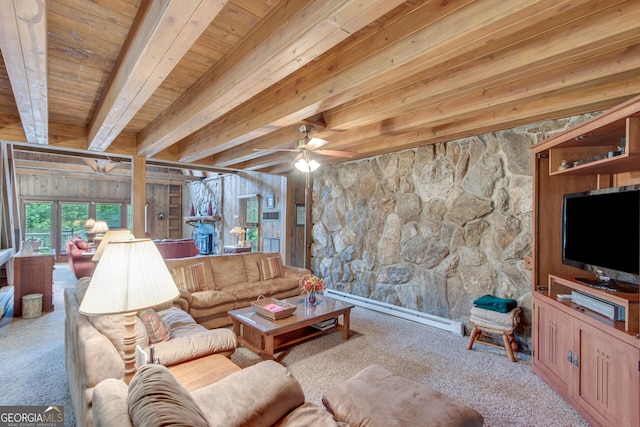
295, 157, 320, 172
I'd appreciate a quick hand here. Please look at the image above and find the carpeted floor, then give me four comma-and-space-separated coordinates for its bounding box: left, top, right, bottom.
0, 263, 589, 426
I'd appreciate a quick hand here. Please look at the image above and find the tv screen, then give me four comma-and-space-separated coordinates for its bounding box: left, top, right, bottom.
562, 187, 640, 288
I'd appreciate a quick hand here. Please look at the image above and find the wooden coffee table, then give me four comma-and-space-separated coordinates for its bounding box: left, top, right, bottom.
229, 295, 354, 360
167, 353, 241, 391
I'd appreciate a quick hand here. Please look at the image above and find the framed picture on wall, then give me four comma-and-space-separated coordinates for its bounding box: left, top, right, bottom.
266, 195, 275, 209
296, 204, 305, 226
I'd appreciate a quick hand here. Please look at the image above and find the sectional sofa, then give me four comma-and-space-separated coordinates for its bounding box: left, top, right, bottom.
165, 251, 311, 329
64, 277, 237, 426
92, 360, 484, 426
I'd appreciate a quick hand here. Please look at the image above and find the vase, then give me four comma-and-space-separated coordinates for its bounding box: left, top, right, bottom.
306, 290, 317, 306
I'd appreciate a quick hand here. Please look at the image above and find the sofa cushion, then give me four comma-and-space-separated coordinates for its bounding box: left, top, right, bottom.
220, 282, 274, 302
157, 306, 207, 339
242, 252, 277, 282
75, 276, 92, 303
278, 402, 347, 427
139, 309, 171, 343
150, 328, 238, 366
172, 263, 207, 293
191, 360, 305, 427
209, 255, 248, 289
257, 256, 283, 280
92, 379, 132, 427
127, 364, 209, 427
322, 364, 484, 427
190, 289, 237, 309
87, 314, 149, 358
257, 277, 300, 295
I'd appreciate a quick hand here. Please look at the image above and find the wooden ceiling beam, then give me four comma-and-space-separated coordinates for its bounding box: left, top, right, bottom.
323, 1, 640, 131
177, 0, 590, 163
212, 125, 301, 167
339, 45, 640, 141
327, 77, 640, 161
136, 0, 408, 157
86, 0, 226, 152
0, 0, 48, 144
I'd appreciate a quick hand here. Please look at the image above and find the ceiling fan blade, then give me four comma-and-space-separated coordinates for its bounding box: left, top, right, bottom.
313, 149, 357, 158
306, 137, 329, 150
253, 148, 299, 153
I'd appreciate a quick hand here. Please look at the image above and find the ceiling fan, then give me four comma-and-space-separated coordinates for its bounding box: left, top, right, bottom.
254, 125, 356, 172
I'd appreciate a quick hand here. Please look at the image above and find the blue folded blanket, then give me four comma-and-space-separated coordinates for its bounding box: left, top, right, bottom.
473, 295, 517, 313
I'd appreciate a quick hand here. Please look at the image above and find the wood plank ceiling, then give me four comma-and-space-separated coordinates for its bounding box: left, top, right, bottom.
1, 0, 640, 176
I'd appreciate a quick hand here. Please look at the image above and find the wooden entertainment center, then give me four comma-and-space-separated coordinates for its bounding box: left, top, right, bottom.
532, 95, 640, 427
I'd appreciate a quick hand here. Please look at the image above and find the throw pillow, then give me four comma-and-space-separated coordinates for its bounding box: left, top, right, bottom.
128, 364, 209, 427
139, 309, 172, 343
75, 239, 89, 250
172, 263, 207, 293
257, 257, 283, 281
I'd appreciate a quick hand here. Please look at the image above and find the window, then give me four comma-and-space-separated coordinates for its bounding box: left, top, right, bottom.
24, 202, 53, 251
238, 195, 259, 226
238, 195, 259, 251
96, 203, 122, 230
61, 203, 89, 250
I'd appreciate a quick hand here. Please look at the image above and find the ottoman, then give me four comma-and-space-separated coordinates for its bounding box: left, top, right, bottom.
322, 364, 484, 426
467, 306, 521, 362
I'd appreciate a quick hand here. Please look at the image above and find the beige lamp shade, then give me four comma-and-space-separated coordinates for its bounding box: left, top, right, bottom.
80, 238, 179, 316
92, 229, 134, 262
80, 238, 179, 383
91, 220, 109, 234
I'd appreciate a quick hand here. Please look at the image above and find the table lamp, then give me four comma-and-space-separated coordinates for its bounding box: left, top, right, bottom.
84, 218, 96, 230
230, 226, 246, 246
92, 229, 134, 262
79, 238, 179, 383
91, 220, 109, 238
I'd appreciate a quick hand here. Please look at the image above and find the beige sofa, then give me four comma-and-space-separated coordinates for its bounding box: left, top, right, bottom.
165, 251, 311, 329
64, 278, 238, 427
92, 361, 484, 427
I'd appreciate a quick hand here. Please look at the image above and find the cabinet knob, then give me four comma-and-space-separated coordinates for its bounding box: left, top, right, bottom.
573, 353, 579, 368
567, 350, 573, 364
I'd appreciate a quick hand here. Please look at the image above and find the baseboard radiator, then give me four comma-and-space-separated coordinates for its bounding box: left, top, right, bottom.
325, 289, 464, 336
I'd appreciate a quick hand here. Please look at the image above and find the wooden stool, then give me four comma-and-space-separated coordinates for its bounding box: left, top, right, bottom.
466, 306, 521, 362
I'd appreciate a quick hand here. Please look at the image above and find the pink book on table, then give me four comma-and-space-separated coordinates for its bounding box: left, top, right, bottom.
263, 303, 283, 312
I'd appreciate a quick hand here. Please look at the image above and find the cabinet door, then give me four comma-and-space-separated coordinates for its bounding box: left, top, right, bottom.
533, 298, 574, 395
574, 321, 640, 427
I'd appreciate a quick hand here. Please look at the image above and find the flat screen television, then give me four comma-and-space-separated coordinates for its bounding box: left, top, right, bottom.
562, 186, 640, 293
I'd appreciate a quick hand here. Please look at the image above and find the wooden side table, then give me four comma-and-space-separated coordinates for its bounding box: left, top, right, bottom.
11, 251, 55, 317
167, 354, 241, 391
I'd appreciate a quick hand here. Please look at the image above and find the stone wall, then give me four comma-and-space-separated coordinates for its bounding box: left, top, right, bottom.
311, 114, 595, 349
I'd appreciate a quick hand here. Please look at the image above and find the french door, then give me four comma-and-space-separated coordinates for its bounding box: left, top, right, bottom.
23, 201, 127, 258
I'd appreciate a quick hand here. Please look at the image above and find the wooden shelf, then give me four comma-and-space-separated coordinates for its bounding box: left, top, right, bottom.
531, 95, 640, 427
547, 275, 639, 333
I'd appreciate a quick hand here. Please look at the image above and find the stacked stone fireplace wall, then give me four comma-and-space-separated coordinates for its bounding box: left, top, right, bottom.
311, 114, 595, 349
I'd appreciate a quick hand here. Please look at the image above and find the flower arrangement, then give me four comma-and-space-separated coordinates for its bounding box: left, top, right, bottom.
300, 274, 324, 294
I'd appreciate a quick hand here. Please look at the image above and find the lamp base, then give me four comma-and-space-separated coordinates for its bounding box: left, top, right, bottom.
123, 312, 137, 384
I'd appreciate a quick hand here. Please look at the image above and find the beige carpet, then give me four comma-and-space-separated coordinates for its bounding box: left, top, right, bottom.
0, 263, 588, 426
